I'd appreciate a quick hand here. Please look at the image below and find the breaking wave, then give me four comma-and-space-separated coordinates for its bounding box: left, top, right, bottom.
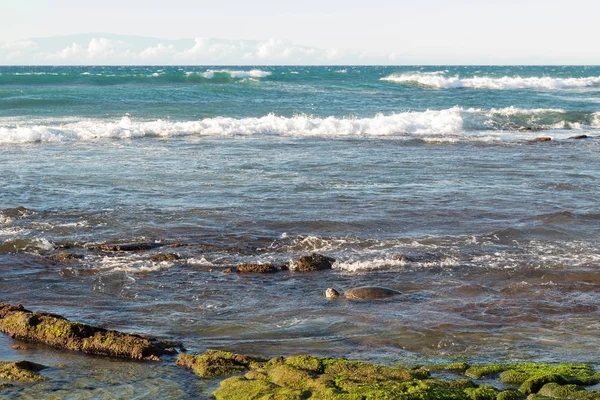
381, 72, 600, 90
1, 108, 598, 143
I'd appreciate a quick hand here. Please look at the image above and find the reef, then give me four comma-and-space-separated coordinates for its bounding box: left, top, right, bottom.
0, 360, 48, 382
176, 351, 600, 400
0, 304, 177, 361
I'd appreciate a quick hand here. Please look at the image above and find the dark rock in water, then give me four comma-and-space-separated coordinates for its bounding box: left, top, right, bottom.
48, 251, 84, 263
528, 137, 552, 142
235, 263, 280, 273
86, 242, 163, 252
177, 350, 265, 378
149, 253, 181, 262
295, 253, 336, 272
0, 360, 48, 382
0, 304, 176, 361
518, 126, 544, 132
0, 206, 32, 217
568, 134, 589, 139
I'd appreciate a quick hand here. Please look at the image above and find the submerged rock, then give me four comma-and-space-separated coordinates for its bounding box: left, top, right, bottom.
294, 253, 336, 272
149, 253, 181, 262
86, 242, 162, 252
0, 360, 48, 382
528, 137, 552, 142
0, 206, 32, 217
0, 304, 176, 361
48, 251, 84, 263
227, 262, 285, 274
568, 134, 589, 139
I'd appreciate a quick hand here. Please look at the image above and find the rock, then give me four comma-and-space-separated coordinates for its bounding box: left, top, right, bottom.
528, 137, 552, 142
0, 360, 48, 382
537, 382, 583, 398
568, 134, 589, 139
10, 344, 30, 350
48, 251, 84, 263
234, 263, 280, 273
295, 253, 335, 272
0, 304, 176, 361
86, 242, 162, 252
149, 253, 181, 262
0, 206, 31, 217
518, 126, 545, 132
176, 350, 265, 378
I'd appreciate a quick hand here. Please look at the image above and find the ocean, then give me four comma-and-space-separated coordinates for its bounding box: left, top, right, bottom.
1, 65, 599, 397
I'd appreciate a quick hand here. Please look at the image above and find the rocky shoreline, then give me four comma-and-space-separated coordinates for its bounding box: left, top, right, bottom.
1, 302, 599, 399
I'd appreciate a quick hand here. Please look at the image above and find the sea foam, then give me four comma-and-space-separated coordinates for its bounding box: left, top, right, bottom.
186, 69, 272, 79
381, 72, 600, 90
1, 107, 597, 144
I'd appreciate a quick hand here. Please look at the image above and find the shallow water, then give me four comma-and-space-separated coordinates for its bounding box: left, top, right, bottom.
1, 66, 599, 397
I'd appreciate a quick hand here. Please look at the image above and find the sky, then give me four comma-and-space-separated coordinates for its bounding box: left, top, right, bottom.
1, 0, 599, 65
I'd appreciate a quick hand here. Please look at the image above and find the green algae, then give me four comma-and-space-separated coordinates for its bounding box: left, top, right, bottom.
0, 360, 47, 382
463, 385, 498, 400
0, 304, 176, 361
176, 350, 267, 378
496, 390, 525, 400
177, 350, 600, 399
537, 382, 583, 398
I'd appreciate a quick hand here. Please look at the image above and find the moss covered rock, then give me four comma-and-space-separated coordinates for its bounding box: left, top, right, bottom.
0, 304, 176, 361
464, 385, 498, 400
537, 382, 583, 398
496, 389, 526, 400
176, 350, 266, 378
0, 360, 48, 382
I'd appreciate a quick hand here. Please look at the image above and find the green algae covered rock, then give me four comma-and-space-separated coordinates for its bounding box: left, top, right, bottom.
176, 350, 267, 378
0, 360, 48, 382
537, 382, 583, 398
179, 351, 600, 400
466, 364, 509, 379
463, 385, 498, 400
200, 352, 478, 400
496, 389, 526, 400
0, 304, 176, 361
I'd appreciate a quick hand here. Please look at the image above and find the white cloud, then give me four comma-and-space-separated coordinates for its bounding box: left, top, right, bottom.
1, 40, 38, 51
87, 38, 114, 58
47, 43, 84, 60
174, 38, 206, 59
139, 43, 176, 59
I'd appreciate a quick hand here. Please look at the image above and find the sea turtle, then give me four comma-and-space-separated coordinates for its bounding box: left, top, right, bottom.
324, 286, 402, 300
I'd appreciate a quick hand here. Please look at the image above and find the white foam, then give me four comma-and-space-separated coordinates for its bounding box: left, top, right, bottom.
189, 69, 271, 79
1, 107, 596, 144
0, 109, 464, 143
382, 72, 600, 90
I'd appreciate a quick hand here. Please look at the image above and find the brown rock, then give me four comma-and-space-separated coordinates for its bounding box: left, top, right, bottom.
236, 263, 280, 273
86, 242, 162, 252
568, 134, 589, 139
0, 304, 176, 361
295, 253, 336, 272
528, 137, 552, 142
149, 253, 181, 262
48, 251, 84, 263
0, 360, 48, 382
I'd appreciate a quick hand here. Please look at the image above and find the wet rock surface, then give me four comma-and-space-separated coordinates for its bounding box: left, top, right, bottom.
528, 137, 552, 142
0, 304, 177, 361
0, 360, 48, 382
295, 253, 336, 272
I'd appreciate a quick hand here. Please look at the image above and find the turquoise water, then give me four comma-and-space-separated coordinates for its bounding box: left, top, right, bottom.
1, 66, 599, 397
